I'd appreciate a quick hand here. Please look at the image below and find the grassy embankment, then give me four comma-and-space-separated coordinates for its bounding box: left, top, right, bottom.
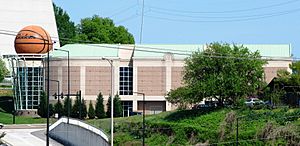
87, 108, 300, 146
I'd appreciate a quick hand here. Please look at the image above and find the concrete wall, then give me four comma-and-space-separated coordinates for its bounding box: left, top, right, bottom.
49, 118, 109, 146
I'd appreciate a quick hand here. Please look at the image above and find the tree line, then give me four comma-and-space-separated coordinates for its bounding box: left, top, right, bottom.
38, 92, 123, 119
53, 3, 135, 46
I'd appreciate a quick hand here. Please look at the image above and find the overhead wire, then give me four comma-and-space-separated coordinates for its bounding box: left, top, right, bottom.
147, 0, 300, 14
145, 8, 300, 23
149, 8, 300, 19
108, 3, 139, 18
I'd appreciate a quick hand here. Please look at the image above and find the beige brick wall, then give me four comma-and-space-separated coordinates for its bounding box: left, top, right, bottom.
46, 66, 59, 96
62, 66, 80, 94
264, 67, 288, 83
137, 101, 166, 114
171, 67, 184, 89
85, 66, 111, 96
137, 67, 166, 96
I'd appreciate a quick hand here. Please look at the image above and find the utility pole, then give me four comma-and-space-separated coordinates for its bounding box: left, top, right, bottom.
139, 0, 145, 44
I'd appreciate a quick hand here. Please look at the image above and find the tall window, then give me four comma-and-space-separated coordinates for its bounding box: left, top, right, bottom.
119, 67, 133, 95
16, 67, 43, 110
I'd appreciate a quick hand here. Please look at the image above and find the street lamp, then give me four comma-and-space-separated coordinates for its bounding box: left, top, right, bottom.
102, 57, 114, 146
134, 92, 145, 146
54, 48, 70, 123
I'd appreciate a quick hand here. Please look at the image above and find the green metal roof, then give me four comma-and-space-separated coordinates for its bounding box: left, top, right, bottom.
51, 44, 292, 59
134, 44, 292, 59
51, 44, 119, 57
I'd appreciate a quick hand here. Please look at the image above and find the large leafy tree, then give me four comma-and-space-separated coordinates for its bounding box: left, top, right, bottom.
53, 3, 76, 46
76, 15, 135, 44
168, 43, 266, 106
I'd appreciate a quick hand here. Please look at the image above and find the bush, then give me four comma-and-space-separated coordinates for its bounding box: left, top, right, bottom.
37, 92, 47, 118
88, 101, 95, 119
49, 104, 54, 117
95, 92, 105, 119
63, 97, 72, 117
54, 100, 63, 118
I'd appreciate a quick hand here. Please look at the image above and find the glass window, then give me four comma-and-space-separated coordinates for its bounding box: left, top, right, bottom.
119, 67, 133, 95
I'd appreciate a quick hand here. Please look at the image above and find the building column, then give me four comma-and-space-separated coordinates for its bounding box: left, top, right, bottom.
164, 54, 173, 111
80, 66, 86, 97
133, 99, 138, 111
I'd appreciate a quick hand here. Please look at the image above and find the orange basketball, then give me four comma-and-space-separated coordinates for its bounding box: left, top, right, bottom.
14, 25, 53, 54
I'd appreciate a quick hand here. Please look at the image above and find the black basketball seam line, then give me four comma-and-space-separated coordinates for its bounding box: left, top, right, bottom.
19, 29, 46, 53
18, 29, 54, 44
40, 27, 51, 53
18, 30, 54, 44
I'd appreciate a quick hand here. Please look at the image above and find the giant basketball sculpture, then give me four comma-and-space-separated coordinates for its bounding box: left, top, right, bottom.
14, 25, 53, 54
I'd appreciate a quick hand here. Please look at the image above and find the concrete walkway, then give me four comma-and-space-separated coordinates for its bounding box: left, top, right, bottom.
0, 125, 62, 146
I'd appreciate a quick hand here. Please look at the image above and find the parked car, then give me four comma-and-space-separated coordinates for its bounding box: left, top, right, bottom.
245, 98, 264, 107
0, 123, 3, 129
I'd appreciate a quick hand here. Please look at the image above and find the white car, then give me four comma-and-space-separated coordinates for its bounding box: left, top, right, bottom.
0, 123, 3, 129
245, 98, 264, 107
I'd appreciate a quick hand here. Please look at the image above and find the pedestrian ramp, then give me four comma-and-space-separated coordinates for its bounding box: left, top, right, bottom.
49, 117, 109, 146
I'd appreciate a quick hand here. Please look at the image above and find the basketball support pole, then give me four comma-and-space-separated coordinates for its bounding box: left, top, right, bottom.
46, 41, 50, 146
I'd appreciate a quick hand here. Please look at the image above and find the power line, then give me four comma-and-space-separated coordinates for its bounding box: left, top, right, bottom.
149, 8, 300, 19
147, 0, 300, 14
108, 4, 139, 18
144, 8, 300, 23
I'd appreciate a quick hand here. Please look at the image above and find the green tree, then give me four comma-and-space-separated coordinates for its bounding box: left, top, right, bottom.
63, 97, 72, 117
106, 94, 123, 117
113, 94, 123, 117
71, 95, 80, 118
95, 92, 105, 119
37, 92, 47, 118
106, 95, 112, 118
53, 3, 76, 46
88, 101, 95, 119
0, 58, 9, 82
81, 98, 87, 119
169, 43, 266, 106
77, 15, 135, 44
54, 100, 63, 118
49, 104, 54, 117
166, 86, 197, 109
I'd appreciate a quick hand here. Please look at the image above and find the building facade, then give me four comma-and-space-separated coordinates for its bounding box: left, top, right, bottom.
49, 44, 292, 116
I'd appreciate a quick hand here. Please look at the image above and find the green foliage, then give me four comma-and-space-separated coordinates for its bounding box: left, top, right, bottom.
71, 94, 87, 119
181, 43, 266, 106
54, 100, 63, 118
166, 86, 198, 109
88, 101, 95, 119
77, 15, 135, 44
106, 94, 123, 118
37, 92, 47, 118
49, 104, 54, 117
89, 107, 300, 145
81, 98, 87, 119
113, 94, 122, 117
53, 3, 76, 46
0, 58, 8, 82
63, 97, 72, 117
95, 92, 105, 119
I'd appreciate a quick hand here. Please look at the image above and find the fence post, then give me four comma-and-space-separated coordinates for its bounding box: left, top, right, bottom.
236, 117, 239, 146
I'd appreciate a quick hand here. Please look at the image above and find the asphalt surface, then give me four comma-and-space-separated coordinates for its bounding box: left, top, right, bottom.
0, 124, 63, 146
